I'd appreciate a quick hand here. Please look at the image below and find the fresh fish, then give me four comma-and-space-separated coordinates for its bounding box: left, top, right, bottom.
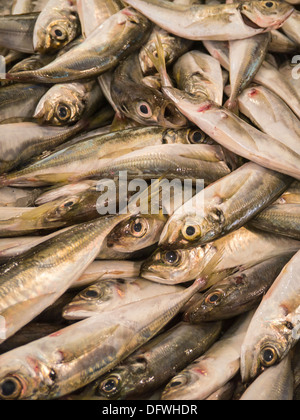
77, 0, 123, 38
139, 26, 193, 76
7, 53, 55, 75
5, 8, 152, 84
185, 255, 292, 322
237, 85, 300, 155
161, 311, 254, 400
241, 250, 300, 382
159, 162, 291, 249
173, 50, 224, 105
0, 211, 133, 344
124, 0, 294, 40
269, 30, 298, 53
63, 278, 184, 320
33, 0, 80, 54
141, 226, 300, 285
0, 127, 205, 187
0, 119, 87, 175
111, 53, 187, 128
282, 10, 300, 45
240, 355, 294, 400
0, 12, 38, 54
227, 33, 270, 109
0, 187, 41, 207
0, 278, 204, 399
0, 83, 48, 123
250, 204, 300, 240
205, 379, 237, 400
83, 321, 222, 400
34, 81, 104, 126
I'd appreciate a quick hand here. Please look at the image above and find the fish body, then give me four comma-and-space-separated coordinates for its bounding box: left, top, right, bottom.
0, 12, 38, 53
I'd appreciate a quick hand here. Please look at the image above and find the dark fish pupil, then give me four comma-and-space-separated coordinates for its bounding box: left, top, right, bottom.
192, 131, 203, 143
263, 349, 274, 362
133, 222, 142, 233
209, 294, 219, 303
1, 380, 17, 397
170, 380, 182, 388
165, 251, 178, 263
266, 2, 273, 6
59, 107, 68, 118
140, 104, 149, 115
186, 226, 196, 237
104, 379, 117, 392
55, 29, 63, 37
85, 290, 99, 298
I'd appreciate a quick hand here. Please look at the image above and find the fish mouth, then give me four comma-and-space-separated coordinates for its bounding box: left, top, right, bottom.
240, 12, 264, 30
159, 102, 187, 128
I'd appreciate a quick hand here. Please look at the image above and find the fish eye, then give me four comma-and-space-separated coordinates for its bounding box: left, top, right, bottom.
51, 26, 68, 41
182, 225, 201, 241
260, 346, 278, 367
188, 129, 206, 144
55, 104, 71, 122
130, 218, 148, 238
163, 250, 180, 265
168, 375, 188, 389
204, 290, 223, 305
0, 376, 23, 400
100, 375, 121, 395
265, 1, 274, 7
80, 288, 102, 300
137, 102, 153, 118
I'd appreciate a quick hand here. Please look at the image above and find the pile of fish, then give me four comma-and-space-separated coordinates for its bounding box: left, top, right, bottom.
0, 0, 299, 401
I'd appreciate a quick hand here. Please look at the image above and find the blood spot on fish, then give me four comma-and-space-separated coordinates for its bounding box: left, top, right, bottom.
234, 275, 246, 285
194, 367, 208, 376
197, 104, 211, 113
50, 331, 63, 338
248, 88, 258, 97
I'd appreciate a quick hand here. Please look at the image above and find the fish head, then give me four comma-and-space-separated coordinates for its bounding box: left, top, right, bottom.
241, 321, 294, 383
141, 246, 205, 284
184, 286, 227, 323
43, 195, 83, 225
239, 1, 294, 31
62, 283, 113, 320
34, 84, 87, 126
33, 12, 80, 54
106, 215, 167, 253
0, 354, 56, 400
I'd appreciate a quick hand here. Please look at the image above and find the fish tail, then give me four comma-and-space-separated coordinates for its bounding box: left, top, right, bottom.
145, 33, 172, 88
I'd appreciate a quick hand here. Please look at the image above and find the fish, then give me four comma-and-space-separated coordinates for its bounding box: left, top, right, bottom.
82, 321, 222, 400
5, 8, 152, 84
205, 379, 237, 400
159, 162, 291, 249
282, 9, 300, 45
269, 29, 298, 53
184, 255, 292, 322
240, 355, 294, 400
34, 81, 104, 126
0, 12, 39, 54
237, 85, 300, 155
11, 0, 49, 14
141, 226, 300, 285
0, 126, 206, 187
111, 53, 187, 128
0, 83, 48, 123
173, 50, 224, 105
0, 278, 204, 399
250, 204, 300, 241
124, 0, 294, 40
7, 53, 56, 75
241, 250, 300, 382
161, 311, 254, 400
33, 0, 80, 54
227, 33, 270, 109
139, 26, 193, 76
275, 181, 300, 205
0, 119, 87, 175
0, 211, 134, 344
62, 278, 184, 320
0, 187, 41, 207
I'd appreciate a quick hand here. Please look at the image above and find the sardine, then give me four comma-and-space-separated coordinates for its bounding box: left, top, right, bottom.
240, 355, 294, 400
34, 81, 104, 126
125, 0, 294, 40
241, 250, 300, 382
141, 226, 300, 285
5, 8, 152, 84
250, 204, 300, 240
159, 162, 291, 249
161, 311, 254, 400
0, 278, 204, 399
0, 13, 38, 53
83, 321, 222, 400
33, 0, 80, 54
